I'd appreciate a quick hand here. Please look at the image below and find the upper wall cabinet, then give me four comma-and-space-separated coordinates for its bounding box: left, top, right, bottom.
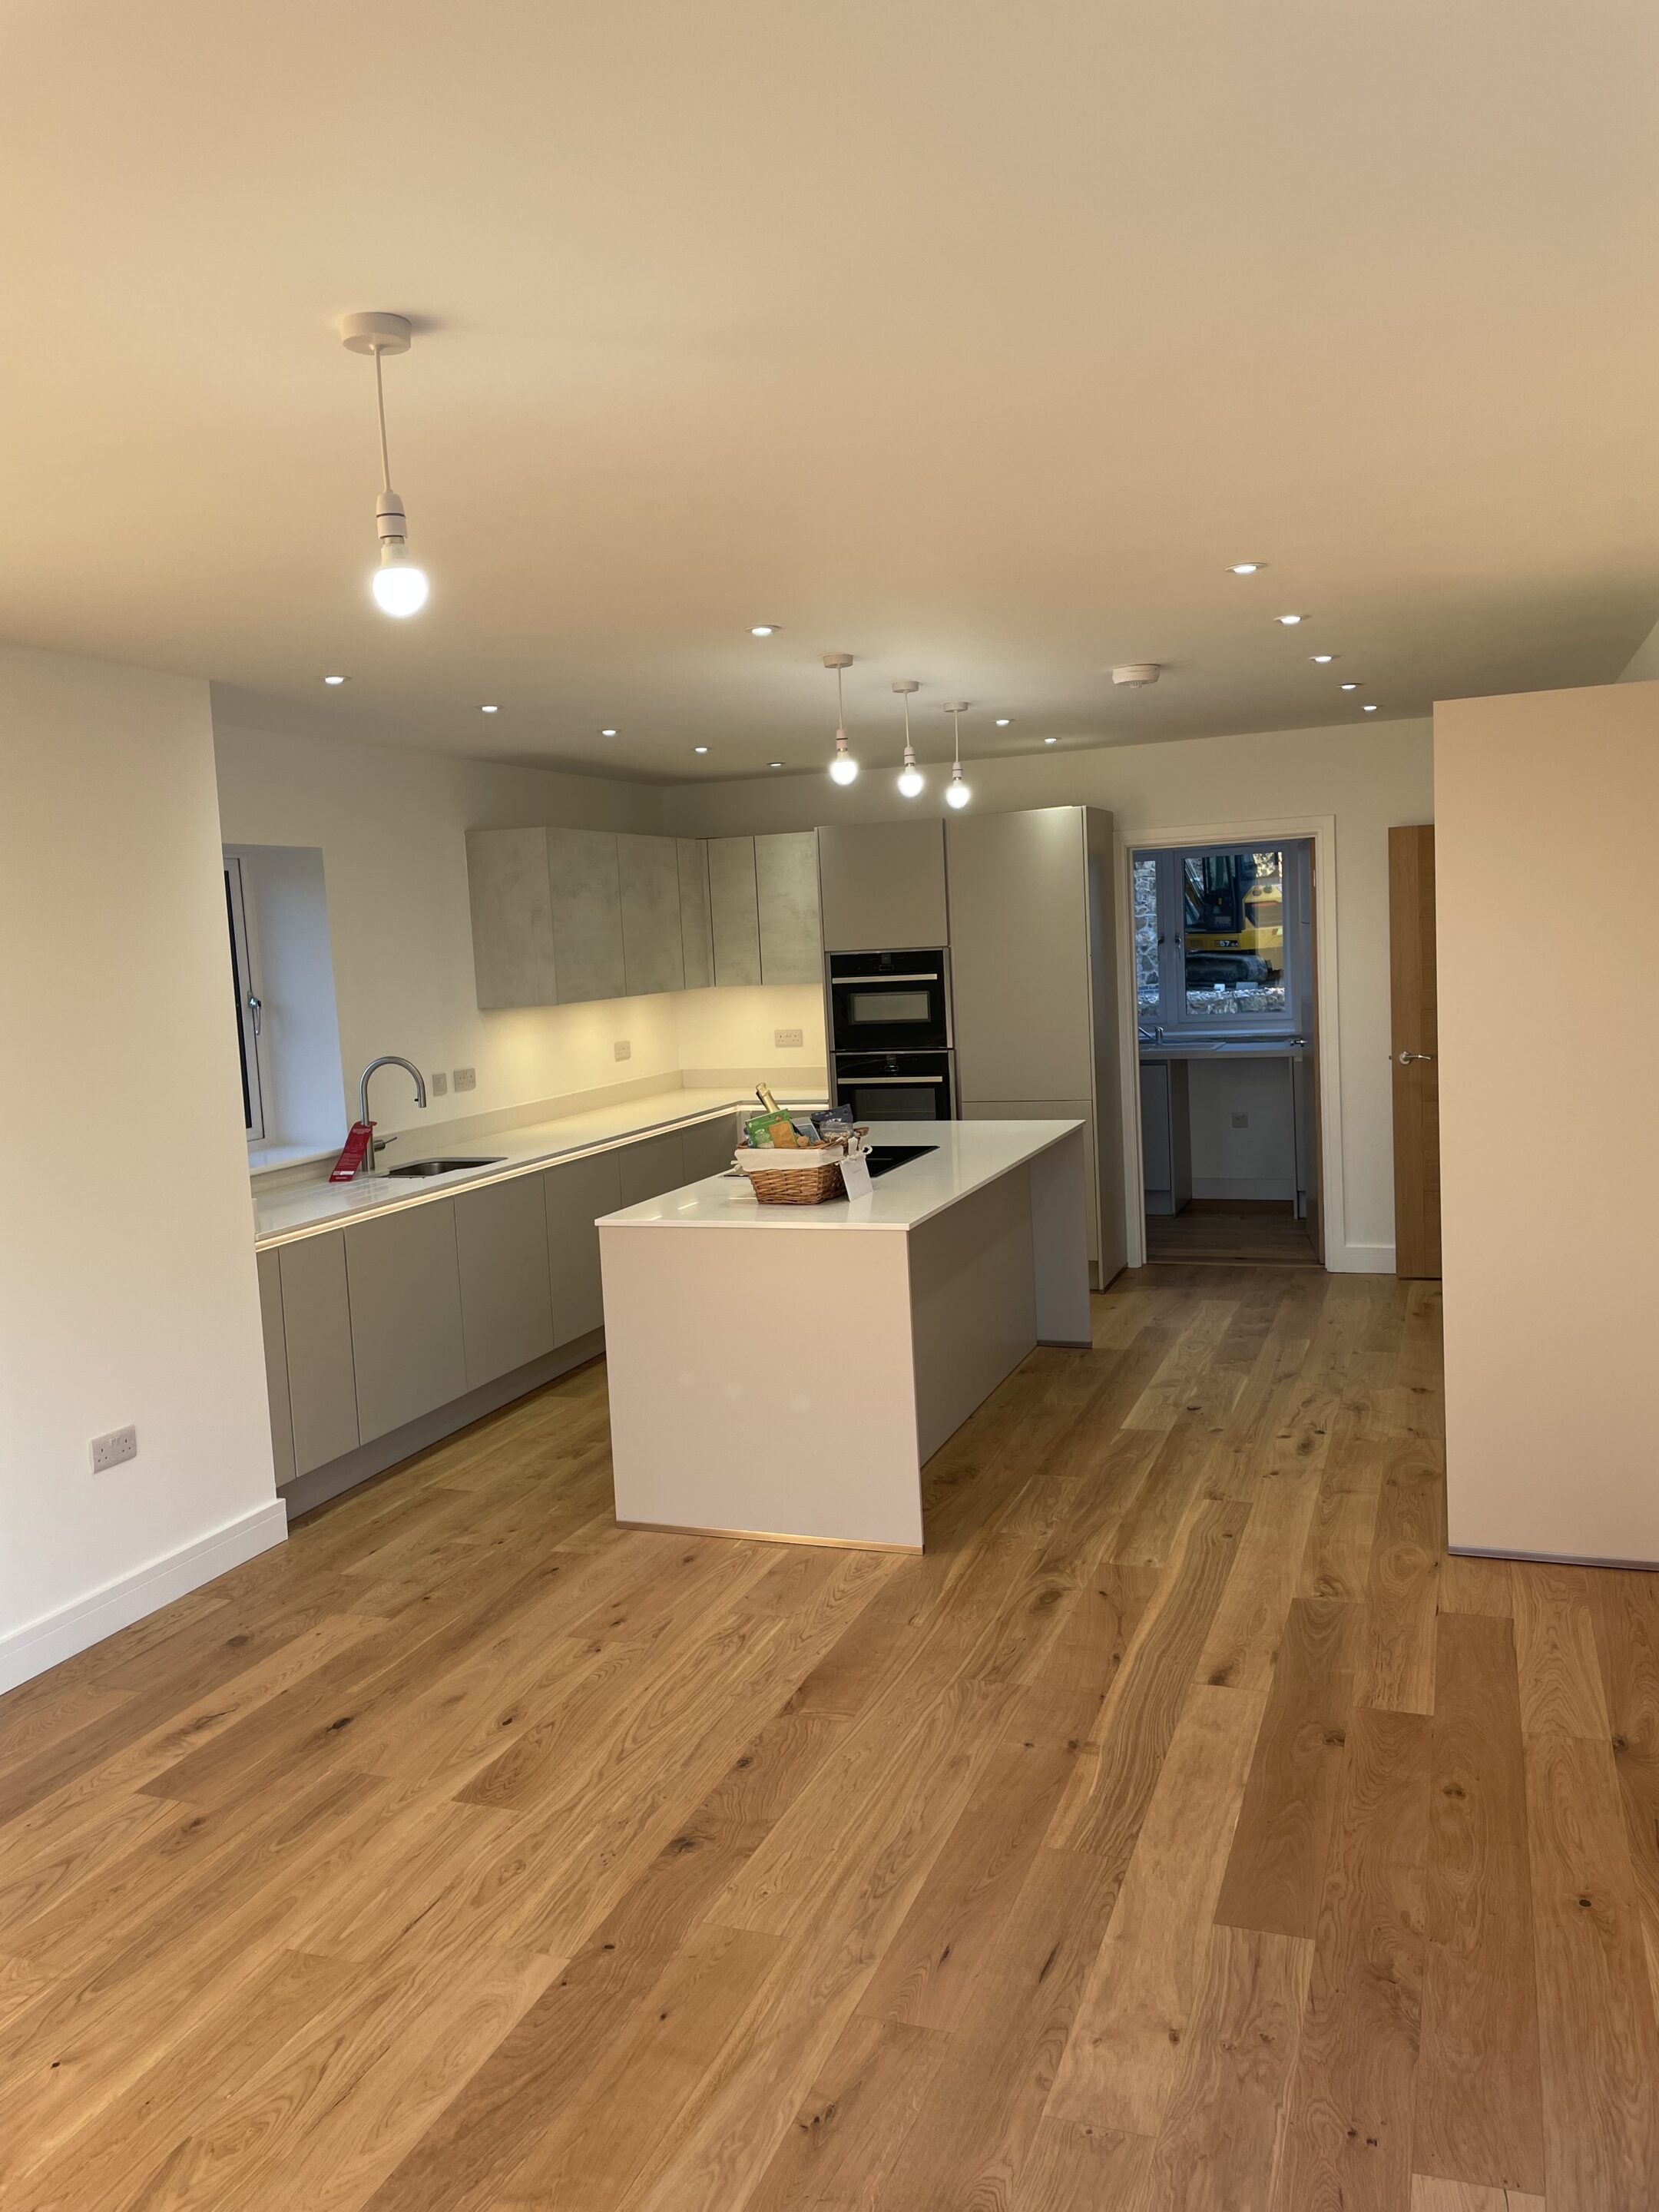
707, 836, 763, 988
547, 828, 628, 1003
677, 839, 714, 991
617, 834, 686, 998
466, 829, 561, 1008
756, 833, 823, 984
466, 826, 820, 1005
817, 822, 948, 952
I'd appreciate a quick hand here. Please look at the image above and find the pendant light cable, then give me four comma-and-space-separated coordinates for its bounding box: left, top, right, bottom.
373, 346, 392, 493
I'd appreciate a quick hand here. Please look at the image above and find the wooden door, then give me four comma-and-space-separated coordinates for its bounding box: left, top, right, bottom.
1389, 825, 1441, 1277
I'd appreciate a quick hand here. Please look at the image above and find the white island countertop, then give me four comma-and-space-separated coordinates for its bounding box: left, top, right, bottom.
253, 1085, 817, 1250
602, 1118, 1085, 1235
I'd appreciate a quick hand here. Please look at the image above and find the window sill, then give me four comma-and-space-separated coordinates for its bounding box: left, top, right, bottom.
249, 1140, 340, 1178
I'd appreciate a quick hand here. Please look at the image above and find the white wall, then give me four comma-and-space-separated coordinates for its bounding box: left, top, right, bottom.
1186, 1058, 1297, 1201
1437, 679, 1659, 1565
216, 724, 823, 1140
1, 647, 283, 1690
215, 724, 679, 1138
666, 720, 1433, 1267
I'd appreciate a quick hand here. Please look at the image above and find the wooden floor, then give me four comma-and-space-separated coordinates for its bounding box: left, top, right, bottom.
1146, 1200, 1319, 1267
3, 1267, 1657, 2211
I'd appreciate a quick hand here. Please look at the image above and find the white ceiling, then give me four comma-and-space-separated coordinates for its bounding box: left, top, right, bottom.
2, 2, 1657, 782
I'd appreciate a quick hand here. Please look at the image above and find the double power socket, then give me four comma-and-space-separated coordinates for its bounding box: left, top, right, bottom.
90, 1424, 137, 1473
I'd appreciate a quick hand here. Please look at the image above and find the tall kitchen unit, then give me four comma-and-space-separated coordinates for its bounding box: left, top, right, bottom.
945, 805, 1126, 1289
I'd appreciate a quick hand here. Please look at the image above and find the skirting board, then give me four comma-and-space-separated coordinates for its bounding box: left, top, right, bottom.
0, 1498, 289, 1695
1451, 1543, 1659, 1575
280, 1330, 605, 1521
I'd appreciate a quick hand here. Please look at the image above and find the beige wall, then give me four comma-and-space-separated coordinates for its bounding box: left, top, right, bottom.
1, 648, 283, 1688
666, 720, 1433, 1268
1437, 679, 1659, 1563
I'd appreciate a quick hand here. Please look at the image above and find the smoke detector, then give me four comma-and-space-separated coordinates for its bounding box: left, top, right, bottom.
1113, 664, 1161, 689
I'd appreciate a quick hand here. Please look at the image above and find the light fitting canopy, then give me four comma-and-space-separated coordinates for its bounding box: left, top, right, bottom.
943, 700, 971, 808
341, 312, 429, 618
824, 653, 858, 783
893, 680, 923, 798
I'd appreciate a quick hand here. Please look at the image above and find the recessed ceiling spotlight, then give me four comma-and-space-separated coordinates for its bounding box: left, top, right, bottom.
769, 760, 783, 769
1362, 703, 1380, 712
1228, 562, 1267, 575
601, 727, 618, 736
1277, 614, 1305, 626
1310, 654, 1336, 664
995, 717, 1012, 727
1044, 736, 1058, 745
323, 674, 347, 685
480, 704, 499, 714
694, 745, 709, 754
750, 624, 779, 637
1339, 682, 1359, 692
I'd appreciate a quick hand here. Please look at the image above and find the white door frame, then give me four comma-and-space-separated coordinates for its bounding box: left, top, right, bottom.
1112, 813, 1349, 1270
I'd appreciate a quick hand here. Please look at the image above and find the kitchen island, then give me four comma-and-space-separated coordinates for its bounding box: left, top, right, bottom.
598, 1119, 1091, 1551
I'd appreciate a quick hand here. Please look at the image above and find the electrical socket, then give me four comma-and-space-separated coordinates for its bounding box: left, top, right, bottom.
430, 1071, 449, 1097
1231, 1111, 1250, 1129
614, 1039, 631, 1062
773, 1028, 804, 1049
90, 1425, 137, 1473
452, 1067, 477, 1093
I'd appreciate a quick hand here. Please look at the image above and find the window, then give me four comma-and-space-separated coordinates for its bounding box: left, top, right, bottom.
1134, 843, 1300, 1039
224, 856, 265, 1140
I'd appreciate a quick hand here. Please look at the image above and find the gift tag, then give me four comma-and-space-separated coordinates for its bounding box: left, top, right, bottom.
839, 1151, 873, 1199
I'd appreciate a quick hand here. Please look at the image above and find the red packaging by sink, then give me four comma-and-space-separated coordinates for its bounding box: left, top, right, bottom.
329, 1121, 375, 1182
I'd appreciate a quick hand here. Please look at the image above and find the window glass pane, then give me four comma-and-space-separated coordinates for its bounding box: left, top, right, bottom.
1182, 849, 1286, 1019
846, 988, 932, 1025
1133, 855, 1160, 1014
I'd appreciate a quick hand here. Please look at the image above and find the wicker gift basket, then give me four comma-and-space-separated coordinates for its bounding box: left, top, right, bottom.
732, 1128, 869, 1206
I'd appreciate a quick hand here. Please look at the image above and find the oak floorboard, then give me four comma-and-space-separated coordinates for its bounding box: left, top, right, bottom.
1414, 1612, 1545, 2196
0, 1270, 1650, 2209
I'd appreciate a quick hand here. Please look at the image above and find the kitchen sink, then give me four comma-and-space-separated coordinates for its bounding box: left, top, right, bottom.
385, 1156, 506, 1179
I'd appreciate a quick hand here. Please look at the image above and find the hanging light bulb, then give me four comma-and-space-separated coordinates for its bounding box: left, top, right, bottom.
893, 680, 923, 797
340, 313, 429, 618
944, 701, 972, 808
824, 653, 859, 783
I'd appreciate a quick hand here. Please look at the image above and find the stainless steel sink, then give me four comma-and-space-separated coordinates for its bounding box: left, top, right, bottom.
385, 1156, 506, 1179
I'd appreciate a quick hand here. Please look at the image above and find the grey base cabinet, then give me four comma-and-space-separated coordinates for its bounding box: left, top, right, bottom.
256, 1247, 296, 1488
344, 1202, 468, 1445
545, 1148, 623, 1346
277, 1230, 359, 1476
455, 1177, 556, 1389
618, 1130, 686, 1205
680, 1111, 739, 1181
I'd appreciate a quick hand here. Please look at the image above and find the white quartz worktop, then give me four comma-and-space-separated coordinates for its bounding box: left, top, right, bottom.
253, 1086, 807, 1250
601, 1118, 1085, 1236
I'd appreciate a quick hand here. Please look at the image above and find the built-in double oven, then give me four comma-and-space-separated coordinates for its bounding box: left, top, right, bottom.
828, 949, 957, 1121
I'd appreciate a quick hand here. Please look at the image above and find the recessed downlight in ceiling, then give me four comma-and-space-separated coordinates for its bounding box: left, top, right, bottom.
480, 704, 499, 714
601, 727, 618, 736
1310, 654, 1336, 664
1362, 703, 1379, 712
1044, 736, 1058, 745
750, 624, 779, 637
769, 760, 783, 769
694, 744, 709, 753
1276, 614, 1305, 626
323, 674, 347, 685
995, 717, 1012, 727
1339, 682, 1359, 691
1228, 562, 1267, 575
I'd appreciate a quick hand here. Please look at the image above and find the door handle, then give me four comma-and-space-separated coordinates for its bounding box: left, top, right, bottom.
845, 1075, 944, 1084
1396, 1051, 1435, 1065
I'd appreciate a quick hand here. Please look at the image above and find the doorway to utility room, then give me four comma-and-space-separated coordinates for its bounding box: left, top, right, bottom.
1134, 836, 1321, 1268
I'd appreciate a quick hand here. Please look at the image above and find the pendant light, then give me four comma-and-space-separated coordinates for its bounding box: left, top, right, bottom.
943, 700, 972, 807
893, 680, 923, 796
824, 653, 858, 783
339, 312, 429, 618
